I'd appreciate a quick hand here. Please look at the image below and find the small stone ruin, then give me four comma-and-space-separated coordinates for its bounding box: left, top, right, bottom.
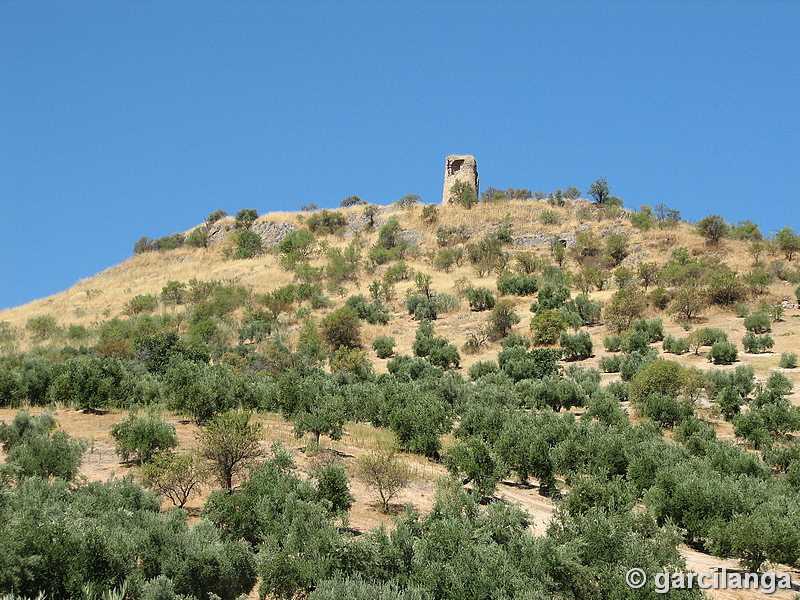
442, 154, 479, 204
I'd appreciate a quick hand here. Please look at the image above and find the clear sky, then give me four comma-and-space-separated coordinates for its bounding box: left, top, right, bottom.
2, 1, 798, 310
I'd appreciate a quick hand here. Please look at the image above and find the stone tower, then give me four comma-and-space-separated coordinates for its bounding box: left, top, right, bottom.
442, 155, 479, 204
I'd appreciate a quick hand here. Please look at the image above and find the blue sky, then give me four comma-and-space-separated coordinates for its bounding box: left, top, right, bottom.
2, 1, 799, 310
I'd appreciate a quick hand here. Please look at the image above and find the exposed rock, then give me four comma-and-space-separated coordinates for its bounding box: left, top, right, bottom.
252, 221, 297, 247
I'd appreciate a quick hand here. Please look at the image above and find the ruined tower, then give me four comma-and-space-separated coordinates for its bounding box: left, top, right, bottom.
442, 155, 479, 204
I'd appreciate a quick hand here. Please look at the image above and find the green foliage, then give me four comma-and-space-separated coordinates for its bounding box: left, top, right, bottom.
320, 306, 362, 350
466, 236, 505, 276
588, 176, 610, 203
198, 410, 264, 489
559, 330, 592, 361
539, 208, 560, 224
696, 214, 728, 244
629, 360, 686, 404
774, 225, 800, 260
779, 352, 798, 369
604, 233, 629, 266
604, 286, 647, 333
668, 286, 708, 322
185, 226, 209, 248
396, 193, 421, 207
161, 280, 187, 306
465, 286, 496, 311
432, 247, 462, 272
0, 410, 87, 481
630, 205, 656, 230
407, 294, 439, 321
311, 459, 354, 513
496, 273, 538, 296
234, 208, 258, 229
487, 299, 520, 339
141, 451, 206, 508
293, 393, 346, 445
445, 437, 507, 498
662, 334, 689, 355
598, 354, 623, 373
206, 209, 228, 225
706, 268, 747, 306
468, 360, 499, 380
376, 217, 405, 251
744, 310, 771, 333
640, 393, 692, 428
345, 294, 390, 325
306, 209, 347, 235
372, 335, 396, 359
529, 309, 566, 346
742, 331, 774, 353
449, 180, 478, 208
233, 230, 262, 259
277, 229, 316, 267
355, 449, 412, 513
124, 294, 158, 316
340, 195, 363, 207
109, 411, 178, 464
420, 204, 439, 224
25, 315, 59, 341
708, 340, 738, 365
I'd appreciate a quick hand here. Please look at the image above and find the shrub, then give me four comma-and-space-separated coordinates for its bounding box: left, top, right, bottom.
372, 335, 396, 359
779, 352, 798, 368
233, 230, 263, 259
311, 459, 354, 513
497, 273, 539, 296
206, 209, 228, 225
421, 205, 439, 224
708, 341, 738, 364
742, 332, 774, 354
662, 335, 689, 355
540, 209, 560, 224
345, 295, 390, 325
599, 355, 623, 373
629, 359, 685, 404
186, 226, 209, 248
488, 299, 521, 339
340, 195, 363, 207
321, 306, 362, 350
603, 334, 624, 352
530, 309, 566, 346
396, 193, 421, 207
25, 315, 59, 341
133, 236, 158, 254
384, 261, 412, 283
124, 294, 158, 316
632, 318, 664, 342
355, 449, 412, 514
468, 360, 499, 380
141, 451, 206, 508
307, 209, 347, 235
604, 286, 646, 333
450, 180, 478, 208
744, 311, 771, 333
696, 214, 728, 244
560, 331, 593, 361
407, 294, 439, 321
376, 217, 405, 251
640, 393, 691, 428
109, 412, 179, 464
277, 229, 316, 263
466, 287, 496, 311
234, 208, 258, 229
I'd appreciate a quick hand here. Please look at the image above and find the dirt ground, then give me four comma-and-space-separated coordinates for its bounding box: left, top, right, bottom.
1, 406, 797, 599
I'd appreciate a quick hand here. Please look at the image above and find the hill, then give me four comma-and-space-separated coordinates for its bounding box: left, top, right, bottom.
1, 197, 800, 599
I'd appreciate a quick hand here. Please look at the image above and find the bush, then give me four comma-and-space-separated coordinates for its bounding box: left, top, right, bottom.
109, 412, 178, 464
321, 306, 362, 350
124, 294, 158, 316
234, 208, 258, 229
340, 195, 363, 207
307, 209, 347, 235
662, 335, 689, 355
372, 335, 396, 359
540, 209, 560, 224
530, 309, 566, 346
141, 451, 207, 508
466, 287, 496, 311
186, 226, 209, 248
599, 355, 623, 373
311, 459, 354, 513
708, 340, 738, 364
604, 335, 624, 352
206, 209, 228, 225
355, 450, 412, 514
0, 411, 87, 481
497, 273, 539, 296
468, 360, 499, 380
345, 295, 390, 325
421, 205, 439, 224
560, 331, 593, 361
779, 352, 798, 369
744, 311, 771, 333
407, 294, 439, 321
640, 393, 691, 428
629, 359, 685, 404
25, 315, 59, 341
233, 230, 263, 259
487, 299, 520, 339
742, 332, 774, 354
